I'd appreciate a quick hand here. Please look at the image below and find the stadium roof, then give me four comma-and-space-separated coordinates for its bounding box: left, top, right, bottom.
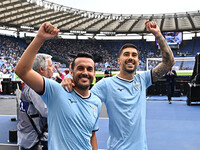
1, 0, 200, 36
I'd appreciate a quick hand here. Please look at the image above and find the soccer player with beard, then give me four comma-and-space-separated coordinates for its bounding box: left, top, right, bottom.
62, 20, 175, 150
15, 22, 101, 150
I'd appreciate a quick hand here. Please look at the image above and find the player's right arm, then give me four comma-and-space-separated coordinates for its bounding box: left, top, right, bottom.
15, 22, 59, 93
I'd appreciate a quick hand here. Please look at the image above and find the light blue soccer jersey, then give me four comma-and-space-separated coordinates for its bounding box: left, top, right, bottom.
41, 78, 102, 150
91, 70, 152, 150
64, 73, 72, 79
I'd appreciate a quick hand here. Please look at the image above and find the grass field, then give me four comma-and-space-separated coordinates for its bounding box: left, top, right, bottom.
95, 70, 192, 77
176, 72, 192, 76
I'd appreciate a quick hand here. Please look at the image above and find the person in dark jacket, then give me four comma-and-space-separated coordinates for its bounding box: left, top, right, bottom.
165, 68, 177, 104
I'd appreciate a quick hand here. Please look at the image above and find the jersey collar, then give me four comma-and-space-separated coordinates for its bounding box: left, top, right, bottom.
116, 75, 134, 83
73, 89, 91, 99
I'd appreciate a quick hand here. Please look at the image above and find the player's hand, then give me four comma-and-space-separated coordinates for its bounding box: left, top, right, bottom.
37, 22, 59, 41
145, 20, 161, 37
61, 77, 75, 92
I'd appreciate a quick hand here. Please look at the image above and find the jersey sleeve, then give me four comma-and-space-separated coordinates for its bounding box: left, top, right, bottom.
40, 77, 60, 107
92, 99, 102, 131
140, 70, 152, 88
91, 78, 107, 103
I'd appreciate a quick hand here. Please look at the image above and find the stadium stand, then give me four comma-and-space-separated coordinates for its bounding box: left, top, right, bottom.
1, 34, 162, 73
0, 33, 199, 74
193, 37, 200, 55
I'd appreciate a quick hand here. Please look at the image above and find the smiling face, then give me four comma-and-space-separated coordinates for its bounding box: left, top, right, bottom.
118, 47, 139, 74
72, 57, 95, 90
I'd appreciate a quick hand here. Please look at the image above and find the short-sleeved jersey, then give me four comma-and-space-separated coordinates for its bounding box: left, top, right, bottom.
64, 73, 72, 79
41, 78, 102, 150
91, 70, 152, 150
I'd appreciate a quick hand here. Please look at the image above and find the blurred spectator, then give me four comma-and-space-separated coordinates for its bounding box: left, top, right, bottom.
165, 68, 177, 104
10, 69, 16, 81
0, 34, 163, 73
104, 66, 112, 77
55, 64, 69, 80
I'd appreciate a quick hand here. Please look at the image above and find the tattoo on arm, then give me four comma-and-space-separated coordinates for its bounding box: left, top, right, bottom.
152, 35, 175, 82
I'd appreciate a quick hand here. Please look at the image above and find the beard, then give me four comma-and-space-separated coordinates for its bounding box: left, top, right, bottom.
76, 82, 90, 90
73, 74, 93, 90
123, 66, 136, 73
121, 60, 138, 74
124, 68, 136, 73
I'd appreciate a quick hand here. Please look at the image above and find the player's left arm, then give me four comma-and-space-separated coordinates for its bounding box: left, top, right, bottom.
90, 131, 98, 150
145, 21, 175, 82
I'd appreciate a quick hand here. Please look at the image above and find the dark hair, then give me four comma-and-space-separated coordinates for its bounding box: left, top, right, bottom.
119, 43, 139, 57
71, 52, 94, 70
